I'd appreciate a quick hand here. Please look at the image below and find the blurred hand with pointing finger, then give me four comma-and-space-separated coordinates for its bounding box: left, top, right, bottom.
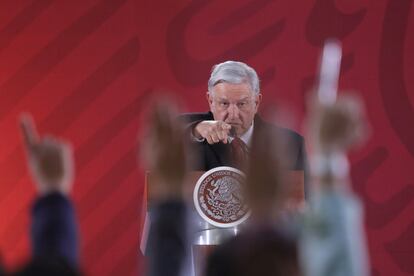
20, 114, 74, 195
301, 93, 371, 276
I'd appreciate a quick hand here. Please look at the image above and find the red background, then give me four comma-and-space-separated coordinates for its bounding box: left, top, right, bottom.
0, 0, 413, 275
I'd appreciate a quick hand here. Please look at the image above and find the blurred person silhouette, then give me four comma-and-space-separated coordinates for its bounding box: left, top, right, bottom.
300, 94, 370, 276
204, 115, 301, 276
142, 101, 189, 276
0, 115, 80, 276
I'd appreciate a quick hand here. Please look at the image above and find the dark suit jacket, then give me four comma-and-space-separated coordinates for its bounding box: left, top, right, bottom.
179, 111, 307, 172
0, 193, 80, 276
146, 201, 188, 276
31, 192, 79, 267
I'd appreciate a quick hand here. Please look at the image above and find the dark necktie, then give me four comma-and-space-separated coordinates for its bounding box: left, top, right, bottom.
230, 137, 249, 170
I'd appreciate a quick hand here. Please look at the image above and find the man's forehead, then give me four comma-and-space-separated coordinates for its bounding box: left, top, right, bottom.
215, 95, 253, 101
211, 82, 255, 96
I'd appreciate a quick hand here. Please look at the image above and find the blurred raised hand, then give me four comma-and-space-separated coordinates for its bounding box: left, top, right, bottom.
245, 126, 287, 220
20, 114, 74, 195
141, 101, 187, 201
307, 94, 368, 154
302, 94, 371, 276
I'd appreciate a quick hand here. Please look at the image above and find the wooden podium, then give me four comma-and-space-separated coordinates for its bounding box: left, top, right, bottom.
140, 170, 305, 275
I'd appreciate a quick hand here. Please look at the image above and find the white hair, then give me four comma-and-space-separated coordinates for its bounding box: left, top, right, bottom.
208, 61, 260, 95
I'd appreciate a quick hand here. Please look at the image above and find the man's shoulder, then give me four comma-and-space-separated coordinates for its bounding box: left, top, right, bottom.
255, 116, 304, 142
277, 126, 304, 143
178, 111, 214, 123
256, 116, 307, 172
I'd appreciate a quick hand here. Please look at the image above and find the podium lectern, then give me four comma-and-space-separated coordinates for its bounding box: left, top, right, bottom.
140, 170, 304, 275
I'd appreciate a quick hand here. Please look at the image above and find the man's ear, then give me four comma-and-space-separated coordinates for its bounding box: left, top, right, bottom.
207, 92, 213, 106
255, 93, 262, 111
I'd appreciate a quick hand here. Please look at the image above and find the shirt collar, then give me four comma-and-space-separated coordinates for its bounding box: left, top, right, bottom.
229, 122, 254, 146
240, 121, 254, 146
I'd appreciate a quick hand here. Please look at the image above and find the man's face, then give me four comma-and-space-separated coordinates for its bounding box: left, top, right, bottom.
208, 82, 262, 136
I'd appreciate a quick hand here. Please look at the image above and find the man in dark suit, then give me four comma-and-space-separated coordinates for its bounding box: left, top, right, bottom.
180, 61, 306, 174
181, 111, 306, 172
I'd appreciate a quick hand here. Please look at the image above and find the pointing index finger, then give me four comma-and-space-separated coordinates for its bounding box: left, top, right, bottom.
220, 122, 231, 130
20, 113, 40, 151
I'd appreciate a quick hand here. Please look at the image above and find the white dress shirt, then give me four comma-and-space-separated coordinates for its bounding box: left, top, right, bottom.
229, 122, 254, 147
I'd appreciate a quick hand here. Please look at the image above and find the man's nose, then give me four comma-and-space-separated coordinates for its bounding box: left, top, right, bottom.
227, 104, 240, 119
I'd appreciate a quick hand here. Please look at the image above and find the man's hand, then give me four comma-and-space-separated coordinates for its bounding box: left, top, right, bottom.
20, 114, 74, 195
194, 120, 232, 144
